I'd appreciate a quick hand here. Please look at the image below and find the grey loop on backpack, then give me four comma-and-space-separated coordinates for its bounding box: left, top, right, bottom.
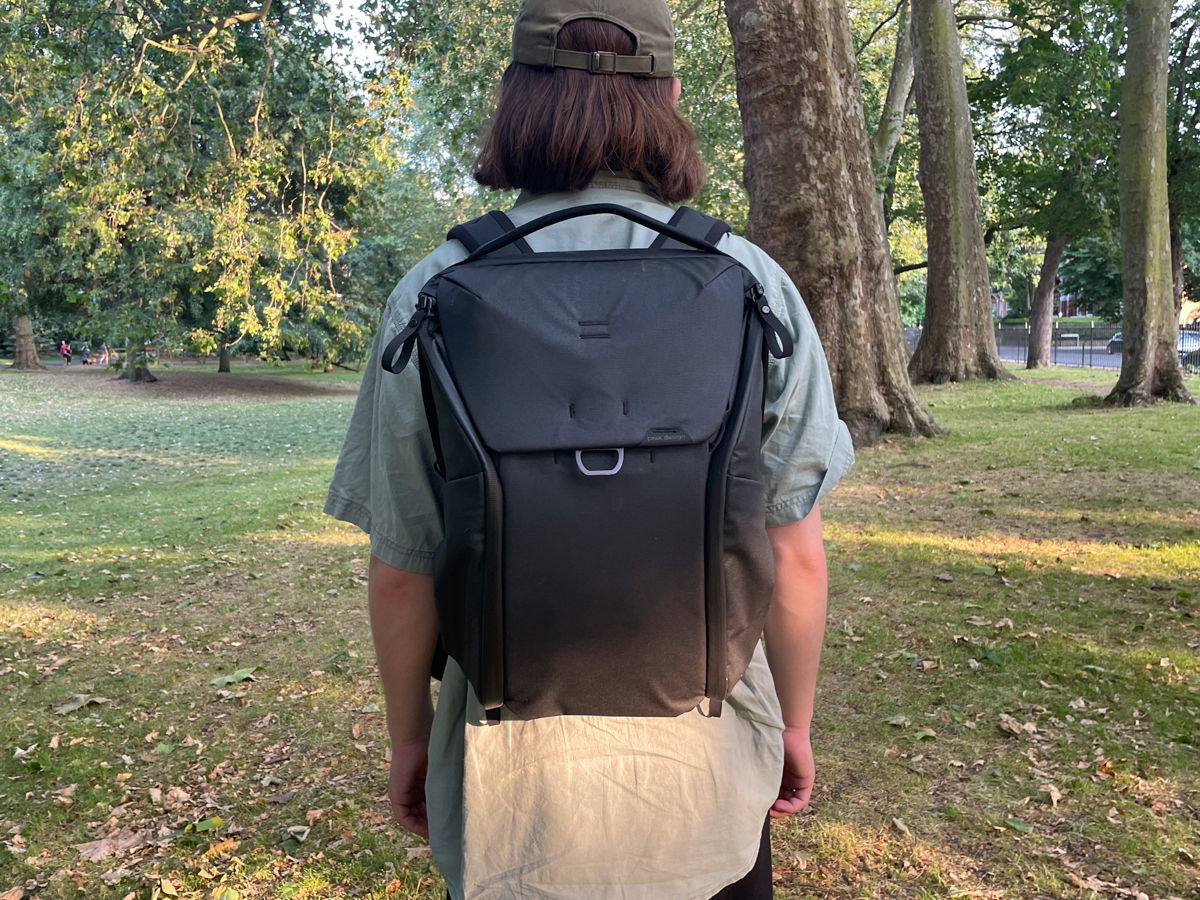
575, 449, 624, 476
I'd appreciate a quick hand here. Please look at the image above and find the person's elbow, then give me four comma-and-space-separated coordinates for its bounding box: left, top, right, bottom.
768, 505, 827, 579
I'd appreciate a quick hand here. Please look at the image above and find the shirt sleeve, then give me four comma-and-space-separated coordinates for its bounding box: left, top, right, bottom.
760, 265, 856, 526
323, 250, 463, 573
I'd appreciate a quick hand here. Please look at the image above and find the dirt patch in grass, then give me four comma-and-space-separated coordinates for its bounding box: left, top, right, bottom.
14, 366, 360, 402
1019, 376, 1110, 394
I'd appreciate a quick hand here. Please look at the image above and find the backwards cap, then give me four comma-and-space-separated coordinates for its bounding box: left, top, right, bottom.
511, 0, 674, 77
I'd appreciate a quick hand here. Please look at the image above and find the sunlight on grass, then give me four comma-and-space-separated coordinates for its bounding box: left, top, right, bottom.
779, 819, 1004, 899
825, 522, 1200, 581
259, 528, 369, 548
0, 600, 100, 633
0, 434, 69, 458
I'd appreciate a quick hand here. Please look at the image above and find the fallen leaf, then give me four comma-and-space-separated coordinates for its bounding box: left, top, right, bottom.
76, 829, 151, 861
1003, 817, 1033, 834
1039, 783, 1063, 807
0, 888, 24, 900
53, 694, 110, 715
891, 818, 912, 837
997, 714, 1036, 736
210, 666, 263, 688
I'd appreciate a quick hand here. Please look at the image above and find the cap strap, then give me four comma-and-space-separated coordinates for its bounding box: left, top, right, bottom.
550, 49, 659, 75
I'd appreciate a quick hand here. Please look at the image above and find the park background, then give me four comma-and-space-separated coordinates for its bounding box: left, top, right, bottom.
2, 1, 1199, 898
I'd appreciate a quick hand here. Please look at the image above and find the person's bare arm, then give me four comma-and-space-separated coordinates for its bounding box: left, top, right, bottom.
368, 554, 439, 835
763, 505, 828, 816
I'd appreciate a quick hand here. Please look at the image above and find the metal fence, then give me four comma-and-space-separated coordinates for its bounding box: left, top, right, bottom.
906, 323, 1200, 371
993, 324, 1123, 369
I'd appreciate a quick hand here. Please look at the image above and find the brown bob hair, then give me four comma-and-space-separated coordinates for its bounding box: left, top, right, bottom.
473, 19, 705, 203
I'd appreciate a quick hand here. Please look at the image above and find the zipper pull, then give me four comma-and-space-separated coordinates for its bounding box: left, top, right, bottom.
746, 282, 794, 359
381, 295, 434, 374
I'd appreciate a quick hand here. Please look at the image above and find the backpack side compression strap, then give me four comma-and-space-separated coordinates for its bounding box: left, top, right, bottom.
649, 207, 731, 251
447, 211, 533, 256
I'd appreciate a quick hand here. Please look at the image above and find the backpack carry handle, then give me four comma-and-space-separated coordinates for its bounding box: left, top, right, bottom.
465, 203, 728, 261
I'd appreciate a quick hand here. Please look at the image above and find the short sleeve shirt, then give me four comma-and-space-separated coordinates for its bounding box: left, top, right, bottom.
325, 177, 854, 899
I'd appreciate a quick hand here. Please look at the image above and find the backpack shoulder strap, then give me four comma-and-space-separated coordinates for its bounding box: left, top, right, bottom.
447, 210, 533, 256
649, 206, 731, 251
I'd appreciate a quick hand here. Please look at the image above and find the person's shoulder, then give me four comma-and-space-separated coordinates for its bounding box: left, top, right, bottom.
718, 233, 787, 287
381, 239, 470, 335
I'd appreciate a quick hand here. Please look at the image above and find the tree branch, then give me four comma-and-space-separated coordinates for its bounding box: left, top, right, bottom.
858, 0, 905, 57
894, 261, 928, 275
154, 1, 273, 44
677, 0, 708, 23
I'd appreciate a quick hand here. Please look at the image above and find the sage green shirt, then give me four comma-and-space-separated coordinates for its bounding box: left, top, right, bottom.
325, 177, 854, 899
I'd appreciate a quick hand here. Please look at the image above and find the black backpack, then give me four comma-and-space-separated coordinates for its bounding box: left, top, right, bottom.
382, 204, 793, 720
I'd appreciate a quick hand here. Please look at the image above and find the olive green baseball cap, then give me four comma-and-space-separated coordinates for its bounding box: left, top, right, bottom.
511, 0, 674, 77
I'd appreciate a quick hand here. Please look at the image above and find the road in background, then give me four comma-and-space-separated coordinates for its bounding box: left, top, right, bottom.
995, 343, 1122, 369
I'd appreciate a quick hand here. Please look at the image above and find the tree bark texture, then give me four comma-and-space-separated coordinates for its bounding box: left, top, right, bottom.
11, 315, 43, 369
1169, 210, 1183, 318
870, 0, 914, 188
724, 0, 939, 446
1026, 234, 1069, 369
1108, 0, 1192, 405
218, 339, 231, 373
907, 0, 1009, 383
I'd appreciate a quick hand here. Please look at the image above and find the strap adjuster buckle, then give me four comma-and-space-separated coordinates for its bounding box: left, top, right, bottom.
589, 51, 617, 74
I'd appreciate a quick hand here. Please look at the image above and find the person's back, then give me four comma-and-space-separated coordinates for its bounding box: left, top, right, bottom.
325, 3, 854, 897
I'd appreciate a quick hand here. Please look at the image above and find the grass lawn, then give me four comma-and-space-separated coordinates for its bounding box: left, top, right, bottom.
1, 363, 1198, 900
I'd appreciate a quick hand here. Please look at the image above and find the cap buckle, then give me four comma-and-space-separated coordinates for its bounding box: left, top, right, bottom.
588, 51, 618, 74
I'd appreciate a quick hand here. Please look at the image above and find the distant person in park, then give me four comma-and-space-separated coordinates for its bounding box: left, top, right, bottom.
97, 342, 110, 366
325, 1, 853, 897
58, 339, 71, 366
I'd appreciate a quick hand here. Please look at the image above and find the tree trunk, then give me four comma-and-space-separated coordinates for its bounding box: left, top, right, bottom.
11, 314, 43, 369
1169, 209, 1184, 319
907, 0, 1009, 383
1026, 234, 1070, 369
218, 339, 231, 373
724, 0, 940, 446
118, 340, 158, 383
1107, 0, 1193, 405
870, 1, 915, 192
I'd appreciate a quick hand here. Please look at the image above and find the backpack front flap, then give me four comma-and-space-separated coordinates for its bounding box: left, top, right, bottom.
435, 250, 750, 454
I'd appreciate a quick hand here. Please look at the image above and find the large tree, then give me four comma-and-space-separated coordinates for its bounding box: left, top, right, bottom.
1108, 0, 1193, 404
907, 0, 1008, 383
724, 0, 939, 445
970, 1, 1122, 368
0, 1, 385, 378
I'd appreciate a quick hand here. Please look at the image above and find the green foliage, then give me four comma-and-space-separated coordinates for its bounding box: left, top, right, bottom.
896, 271, 927, 327
970, 0, 1123, 241
0, 1, 396, 366
1059, 232, 1124, 320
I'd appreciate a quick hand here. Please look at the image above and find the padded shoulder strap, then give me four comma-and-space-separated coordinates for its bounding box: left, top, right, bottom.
649, 206, 731, 251
447, 210, 533, 256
